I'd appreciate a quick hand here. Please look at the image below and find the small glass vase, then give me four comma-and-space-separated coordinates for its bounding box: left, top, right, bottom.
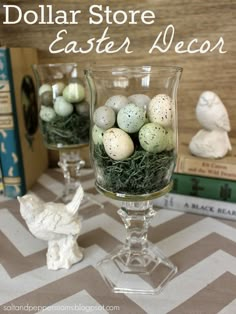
32, 63, 93, 204
86, 65, 182, 294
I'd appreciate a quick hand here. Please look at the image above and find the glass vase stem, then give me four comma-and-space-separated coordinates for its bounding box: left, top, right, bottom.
119, 201, 155, 254
58, 150, 85, 203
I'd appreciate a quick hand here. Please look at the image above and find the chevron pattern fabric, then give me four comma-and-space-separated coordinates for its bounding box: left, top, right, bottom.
0, 168, 236, 314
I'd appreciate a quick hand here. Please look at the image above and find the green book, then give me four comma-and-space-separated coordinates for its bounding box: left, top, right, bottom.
172, 173, 236, 203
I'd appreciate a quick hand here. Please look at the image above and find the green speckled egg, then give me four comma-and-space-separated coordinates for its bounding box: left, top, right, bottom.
92, 125, 104, 145
165, 128, 175, 151
54, 96, 73, 117
105, 95, 128, 113
93, 106, 116, 130
63, 82, 85, 103
117, 103, 146, 133
39, 105, 56, 122
139, 123, 167, 153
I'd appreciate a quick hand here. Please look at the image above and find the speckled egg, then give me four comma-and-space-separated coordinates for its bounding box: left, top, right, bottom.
92, 125, 105, 145
147, 94, 173, 127
139, 123, 167, 153
93, 106, 116, 130
39, 106, 56, 122
54, 96, 74, 117
117, 103, 146, 133
105, 95, 128, 113
165, 128, 175, 151
128, 94, 151, 109
63, 82, 85, 103
41, 91, 53, 107
38, 84, 52, 96
52, 82, 65, 97
103, 128, 134, 160
75, 100, 89, 116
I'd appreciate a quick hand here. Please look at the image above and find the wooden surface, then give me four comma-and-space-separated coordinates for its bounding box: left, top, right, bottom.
0, 0, 235, 136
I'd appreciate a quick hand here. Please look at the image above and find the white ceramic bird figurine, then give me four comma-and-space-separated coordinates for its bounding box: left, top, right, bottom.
18, 186, 84, 270
189, 91, 232, 159
196, 91, 231, 132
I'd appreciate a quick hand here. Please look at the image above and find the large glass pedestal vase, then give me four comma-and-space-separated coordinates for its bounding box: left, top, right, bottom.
86, 65, 182, 294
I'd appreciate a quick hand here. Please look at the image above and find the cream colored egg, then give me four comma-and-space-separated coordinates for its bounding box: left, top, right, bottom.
103, 128, 134, 160
147, 94, 173, 127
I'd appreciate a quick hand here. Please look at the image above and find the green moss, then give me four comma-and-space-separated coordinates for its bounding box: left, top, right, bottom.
40, 112, 89, 147
94, 144, 176, 195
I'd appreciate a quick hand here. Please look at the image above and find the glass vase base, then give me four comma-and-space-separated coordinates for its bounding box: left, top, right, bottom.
97, 242, 177, 295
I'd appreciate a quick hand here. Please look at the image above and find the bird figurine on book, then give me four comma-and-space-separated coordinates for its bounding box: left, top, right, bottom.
189, 91, 232, 158
18, 186, 84, 270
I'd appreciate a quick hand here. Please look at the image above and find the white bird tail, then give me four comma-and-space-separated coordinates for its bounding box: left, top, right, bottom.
66, 185, 84, 215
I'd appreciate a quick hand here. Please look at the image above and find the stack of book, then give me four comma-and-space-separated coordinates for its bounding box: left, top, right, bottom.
0, 47, 48, 198
155, 133, 236, 220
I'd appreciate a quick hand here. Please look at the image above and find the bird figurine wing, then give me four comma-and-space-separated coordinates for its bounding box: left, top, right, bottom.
31, 203, 81, 237
214, 109, 231, 132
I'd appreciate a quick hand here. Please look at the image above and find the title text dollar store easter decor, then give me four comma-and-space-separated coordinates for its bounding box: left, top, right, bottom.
2, 4, 227, 55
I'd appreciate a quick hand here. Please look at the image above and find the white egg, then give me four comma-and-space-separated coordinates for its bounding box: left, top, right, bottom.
39, 106, 56, 122
38, 84, 52, 96
93, 106, 116, 130
92, 125, 105, 145
103, 128, 134, 160
139, 123, 167, 153
63, 82, 85, 103
128, 94, 151, 109
54, 96, 73, 117
105, 95, 128, 113
117, 103, 146, 133
147, 94, 173, 127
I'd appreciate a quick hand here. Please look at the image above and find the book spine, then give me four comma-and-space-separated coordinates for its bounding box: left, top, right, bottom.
154, 193, 236, 221
0, 161, 4, 195
175, 155, 236, 181
0, 48, 26, 197
172, 173, 236, 203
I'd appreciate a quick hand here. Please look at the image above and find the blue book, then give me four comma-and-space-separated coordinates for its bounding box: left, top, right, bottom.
0, 161, 4, 195
0, 47, 48, 197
